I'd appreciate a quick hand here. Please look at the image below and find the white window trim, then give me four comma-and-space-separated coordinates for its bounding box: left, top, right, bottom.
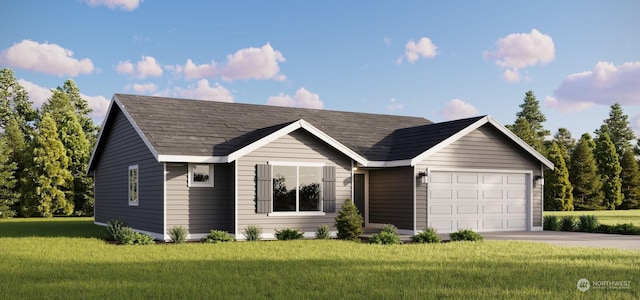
128, 165, 139, 206
269, 162, 324, 214
188, 163, 214, 188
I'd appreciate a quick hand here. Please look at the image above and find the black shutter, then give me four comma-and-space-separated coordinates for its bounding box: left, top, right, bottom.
322, 165, 336, 212
256, 164, 271, 213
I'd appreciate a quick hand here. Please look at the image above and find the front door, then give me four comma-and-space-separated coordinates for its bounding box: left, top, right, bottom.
354, 173, 365, 225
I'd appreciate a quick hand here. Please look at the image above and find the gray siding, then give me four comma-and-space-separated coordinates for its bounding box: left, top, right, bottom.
236, 130, 352, 236
166, 163, 234, 235
94, 107, 164, 234
368, 167, 414, 230
416, 124, 544, 228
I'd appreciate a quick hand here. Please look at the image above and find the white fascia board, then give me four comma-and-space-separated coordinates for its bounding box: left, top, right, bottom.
486, 116, 554, 170
410, 116, 489, 167
365, 159, 413, 167
157, 155, 228, 163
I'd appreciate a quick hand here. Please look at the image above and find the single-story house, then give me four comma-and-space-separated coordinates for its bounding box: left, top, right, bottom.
87, 94, 553, 240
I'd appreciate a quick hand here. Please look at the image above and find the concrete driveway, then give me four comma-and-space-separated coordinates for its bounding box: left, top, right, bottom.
481, 231, 640, 250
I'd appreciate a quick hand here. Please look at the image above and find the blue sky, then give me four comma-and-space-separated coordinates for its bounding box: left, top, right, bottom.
1, 0, 639, 140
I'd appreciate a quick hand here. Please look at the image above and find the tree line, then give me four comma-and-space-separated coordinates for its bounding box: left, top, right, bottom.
0, 68, 97, 218
508, 90, 640, 211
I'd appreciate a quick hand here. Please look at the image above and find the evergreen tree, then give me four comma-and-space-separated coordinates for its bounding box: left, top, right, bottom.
58, 80, 98, 145
32, 113, 73, 217
2, 118, 34, 216
570, 133, 603, 210
596, 103, 634, 158
335, 199, 363, 240
0, 137, 18, 218
553, 128, 575, 162
544, 142, 573, 211
506, 90, 550, 154
0, 68, 37, 137
619, 145, 640, 209
595, 132, 623, 209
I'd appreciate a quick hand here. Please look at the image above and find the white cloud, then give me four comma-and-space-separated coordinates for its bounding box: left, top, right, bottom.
1, 40, 94, 77
384, 37, 391, 46
266, 88, 324, 109
545, 61, 640, 113
174, 79, 234, 102
386, 98, 404, 112
397, 37, 438, 64
116, 56, 163, 79
484, 29, 555, 82
125, 83, 158, 93
84, 0, 142, 11
439, 99, 480, 120
631, 115, 640, 137
174, 43, 286, 81
17, 79, 109, 121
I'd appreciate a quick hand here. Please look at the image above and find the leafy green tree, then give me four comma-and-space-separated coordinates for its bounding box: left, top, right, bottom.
544, 142, 573, 211
0, 68, 37, 137
58, 80, 98, 145
596, 103, 634, 158
619, 145, 640, 209
507, 90, 550, 154
595, 132, 623, 210
32, 113, 74, 217
2, 118, 34, 216
0, 137, 18, 218
569, 133, 603, 210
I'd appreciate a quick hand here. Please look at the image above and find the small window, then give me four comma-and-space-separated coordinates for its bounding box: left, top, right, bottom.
272, 164, 322, 212
189, 164, 214, 187
128, 165, 138, 206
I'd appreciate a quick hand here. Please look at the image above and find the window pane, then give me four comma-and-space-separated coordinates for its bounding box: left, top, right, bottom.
273, 166, 296, 212
192, 164, 210, 183
299, 167, 321, 211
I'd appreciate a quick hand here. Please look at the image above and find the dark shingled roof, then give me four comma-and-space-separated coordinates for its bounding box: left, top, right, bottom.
114, 94, 450, 161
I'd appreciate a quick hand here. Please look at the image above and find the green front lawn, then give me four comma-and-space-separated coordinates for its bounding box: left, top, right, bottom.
1, 218, 638, 299
544, 209, 640, 225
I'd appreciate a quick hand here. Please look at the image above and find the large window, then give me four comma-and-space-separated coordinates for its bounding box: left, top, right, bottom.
272, 165, 322, 212
128, 165, 138, 206
189, 164, 214, 187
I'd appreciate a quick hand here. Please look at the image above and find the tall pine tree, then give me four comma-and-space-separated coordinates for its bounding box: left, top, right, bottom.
570, 133, 603, 210
0, 136, 18, 218
553, 128, 575, 163
507, 90, 550, 155
544, 142, 574, 211
619, 145, 640, 209
595, 132, 623, 210
597, 103, 634, 158
0, 68, 37, 136
32, 113, 73, 217
59, 80, 98, 145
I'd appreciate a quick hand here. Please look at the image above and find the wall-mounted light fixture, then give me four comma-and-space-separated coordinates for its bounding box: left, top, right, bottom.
417, 171, 428, 184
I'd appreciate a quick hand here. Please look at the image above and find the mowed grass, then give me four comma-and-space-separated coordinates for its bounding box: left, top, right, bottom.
545, 209, 640, 225
1, 218, 639, 299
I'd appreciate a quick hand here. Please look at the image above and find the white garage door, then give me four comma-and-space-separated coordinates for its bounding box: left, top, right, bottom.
428, 171, 529, 233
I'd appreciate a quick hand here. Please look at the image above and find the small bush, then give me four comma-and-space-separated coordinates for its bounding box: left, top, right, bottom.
369, 231, 402, 245
543, 215, 560, 231
577, 215, 599, 232
203, 230, 234, 243
275, 228, 304, 240
243, 225, 262, 241
315, 225, 331, 239
335, 199, 363, 241
450, 229, 483, 242
380, 224, 398, 235
118, 226, 155, 245
168, 226, 188, 244
597, 223, 640, 235
411, 227, 442, 244
105, 219, 127, 241
559, 216, 576, 231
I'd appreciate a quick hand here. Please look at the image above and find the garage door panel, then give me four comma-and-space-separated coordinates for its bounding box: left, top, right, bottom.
428, 171, 529, 233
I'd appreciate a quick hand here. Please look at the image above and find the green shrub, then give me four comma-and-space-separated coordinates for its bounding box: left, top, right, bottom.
335, 199, 363, 241
380, 223, 398, 235
450, 229, 483, 242
577, 215, 599, 232
105, 219, 127, 241
243, 225, 262, 241
118, 226, 155, 245
597, 223, 640, 235
559, 216, 576, 231
315, 225, 330, 239
543, 215, 560, 231
369, 231, 402, 245
410, 227, 442, 244
275, 228, 304, 240
203, 230, 234, 243
168, 226, 188, 244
